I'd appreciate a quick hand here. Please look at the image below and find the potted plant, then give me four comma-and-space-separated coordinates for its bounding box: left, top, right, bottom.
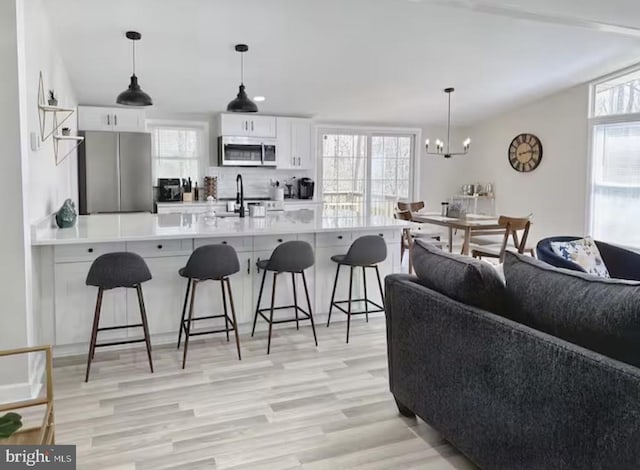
61, 127, 71, 136
0, 412, 22, 440
48, 90, 57, 106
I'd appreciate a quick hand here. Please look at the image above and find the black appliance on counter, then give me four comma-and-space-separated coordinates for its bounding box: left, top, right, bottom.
157, 178, 182, 202
298, 178, 315, 200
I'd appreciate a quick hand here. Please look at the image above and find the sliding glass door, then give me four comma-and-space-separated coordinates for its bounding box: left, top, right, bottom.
319, 129, 416, 217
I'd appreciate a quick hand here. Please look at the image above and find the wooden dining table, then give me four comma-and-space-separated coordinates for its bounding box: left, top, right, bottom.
411, 212, 503, 256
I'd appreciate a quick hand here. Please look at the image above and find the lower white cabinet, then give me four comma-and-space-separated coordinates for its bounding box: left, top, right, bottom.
54, 261, 127, 346
127, 255, 190, 337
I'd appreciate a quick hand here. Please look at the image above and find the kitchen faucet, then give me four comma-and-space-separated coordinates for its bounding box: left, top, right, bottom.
236, 174, 245, 218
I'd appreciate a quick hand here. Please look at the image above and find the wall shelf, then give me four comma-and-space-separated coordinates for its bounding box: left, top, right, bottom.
53, 134, 84, 166
38, 72, 84, 165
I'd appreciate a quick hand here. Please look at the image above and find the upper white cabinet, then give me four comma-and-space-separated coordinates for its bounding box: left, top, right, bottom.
78, 106, 147, 133
276, 117, 312, 170
218, 113, 276, 138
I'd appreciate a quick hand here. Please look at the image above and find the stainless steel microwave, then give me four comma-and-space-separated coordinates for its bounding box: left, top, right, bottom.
218, 136, 277, 167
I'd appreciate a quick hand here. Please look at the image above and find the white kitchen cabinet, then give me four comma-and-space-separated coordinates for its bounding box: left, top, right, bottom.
127, 255, 190, 336
276, 117, 312, 170
54, 261, 127, 346
78, 106, 146, 132
218, 113, 276, 138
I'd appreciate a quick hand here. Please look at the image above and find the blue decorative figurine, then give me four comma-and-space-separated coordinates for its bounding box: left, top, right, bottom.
55, 198, 77, 228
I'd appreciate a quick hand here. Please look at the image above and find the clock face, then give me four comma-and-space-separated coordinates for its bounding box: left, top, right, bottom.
508, 133, 542, 172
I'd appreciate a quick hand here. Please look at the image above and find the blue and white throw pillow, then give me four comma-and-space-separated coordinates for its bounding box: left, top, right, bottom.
550, 237, 610, 278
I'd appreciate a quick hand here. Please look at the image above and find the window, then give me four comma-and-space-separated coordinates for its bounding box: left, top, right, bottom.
319, 128, 417, 217
148, 121, 208, 181
589, 68, 640, 248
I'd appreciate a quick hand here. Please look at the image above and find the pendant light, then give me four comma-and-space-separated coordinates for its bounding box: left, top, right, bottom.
116, 31, 153, 106
227, 44, 258, 113
425, 88, 470, 158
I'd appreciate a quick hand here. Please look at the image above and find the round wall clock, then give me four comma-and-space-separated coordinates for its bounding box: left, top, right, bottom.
508, 133, 543, 172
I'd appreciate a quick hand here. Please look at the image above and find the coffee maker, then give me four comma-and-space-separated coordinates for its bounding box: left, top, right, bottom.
298, 178, 315, 200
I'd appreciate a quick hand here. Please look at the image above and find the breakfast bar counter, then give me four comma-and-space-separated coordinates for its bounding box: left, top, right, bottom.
32, 210, 407, 356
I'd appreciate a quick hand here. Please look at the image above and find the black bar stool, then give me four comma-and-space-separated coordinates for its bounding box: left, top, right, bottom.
85, 252, 154, 382
177, 244, 242, 368
251, 241, 317, 354
326, 235, 387, 343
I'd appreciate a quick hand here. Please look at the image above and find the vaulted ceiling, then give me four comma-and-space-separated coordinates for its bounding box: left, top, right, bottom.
44, 0, 640, 126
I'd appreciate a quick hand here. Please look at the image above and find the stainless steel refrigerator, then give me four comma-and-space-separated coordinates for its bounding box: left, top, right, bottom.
78, 131, 152, 214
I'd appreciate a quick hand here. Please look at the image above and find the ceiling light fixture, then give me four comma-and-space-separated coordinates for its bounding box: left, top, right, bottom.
425, 88, 470, 158
227, 44, 258, 113
116, 31, 153, 106
253, 96, 266, 102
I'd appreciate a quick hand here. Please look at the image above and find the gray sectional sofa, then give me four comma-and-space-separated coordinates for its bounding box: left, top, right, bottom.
385, 240, 640, 470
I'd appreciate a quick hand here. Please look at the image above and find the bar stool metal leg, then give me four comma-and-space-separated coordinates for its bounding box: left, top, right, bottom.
177, 278, 191, 349
225, 278, 242, 360
252, 269, 267, 337
346, 266, 354, 344
291, 272, 299, 330
136, 285, 154, 373
267, 273, 277, 355
362, 267, 369, 323
85, 287, 104, 382
220, 280, 230, 342
301, 270, 318, 346
182, 280, 198, 369
327, 263, 340, 327
375, 265, 385, 306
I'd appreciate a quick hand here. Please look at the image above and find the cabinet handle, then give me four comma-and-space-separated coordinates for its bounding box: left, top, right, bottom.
298, 157, 301, 166
87, 248, 94, 253
107, 115, 110, 126
245, 121, 248, 131
222, 240, 228, 245
277, 238, 283, 243
292, 156, 295, 166
337, 235, 343, 240
251, 120, 254, 132
247, 258, 250, 274
114, 114, 118, 126
157, 244, 163, 249
256, 257, 261, 273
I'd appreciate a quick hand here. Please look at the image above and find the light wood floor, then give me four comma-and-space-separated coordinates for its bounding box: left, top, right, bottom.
52, 316, 477, 470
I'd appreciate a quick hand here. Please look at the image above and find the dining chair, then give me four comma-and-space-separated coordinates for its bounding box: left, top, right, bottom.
471, 215, 534, 263
395, 210, 445, 273
397, 201, 442, 240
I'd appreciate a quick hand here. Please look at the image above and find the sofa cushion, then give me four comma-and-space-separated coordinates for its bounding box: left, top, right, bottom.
410, 239, 507, 314
550, 236, 610, 278
503, 251, 640, 368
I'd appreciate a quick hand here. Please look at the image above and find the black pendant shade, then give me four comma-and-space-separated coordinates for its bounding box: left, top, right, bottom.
227, 44, 258, 113
117, 75, 153, 106
117, 31, 153, 107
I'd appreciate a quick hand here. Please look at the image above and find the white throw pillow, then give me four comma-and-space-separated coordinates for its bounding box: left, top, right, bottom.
549, 237, 610, 278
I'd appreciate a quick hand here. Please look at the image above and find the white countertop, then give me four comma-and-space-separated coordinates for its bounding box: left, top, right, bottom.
156, 200, 322, 207
32, 210, 408, 246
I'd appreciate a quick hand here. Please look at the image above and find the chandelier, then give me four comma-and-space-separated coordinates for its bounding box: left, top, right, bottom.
425, 87, 470, 158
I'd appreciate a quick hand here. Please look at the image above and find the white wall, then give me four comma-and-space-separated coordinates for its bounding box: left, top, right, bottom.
464, 85, 590, 241
25, 0, 78, 223
0, 0, 30, 384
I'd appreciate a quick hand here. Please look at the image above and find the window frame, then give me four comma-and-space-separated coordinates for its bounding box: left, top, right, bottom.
146, 119, 210, 182
587, 65, 640, 247
315, 124, 422, 217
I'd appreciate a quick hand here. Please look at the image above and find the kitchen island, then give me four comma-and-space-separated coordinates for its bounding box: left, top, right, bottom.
32, 210, 407, 356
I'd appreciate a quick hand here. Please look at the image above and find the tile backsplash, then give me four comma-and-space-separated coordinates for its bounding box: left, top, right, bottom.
206, 167, 312, 199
